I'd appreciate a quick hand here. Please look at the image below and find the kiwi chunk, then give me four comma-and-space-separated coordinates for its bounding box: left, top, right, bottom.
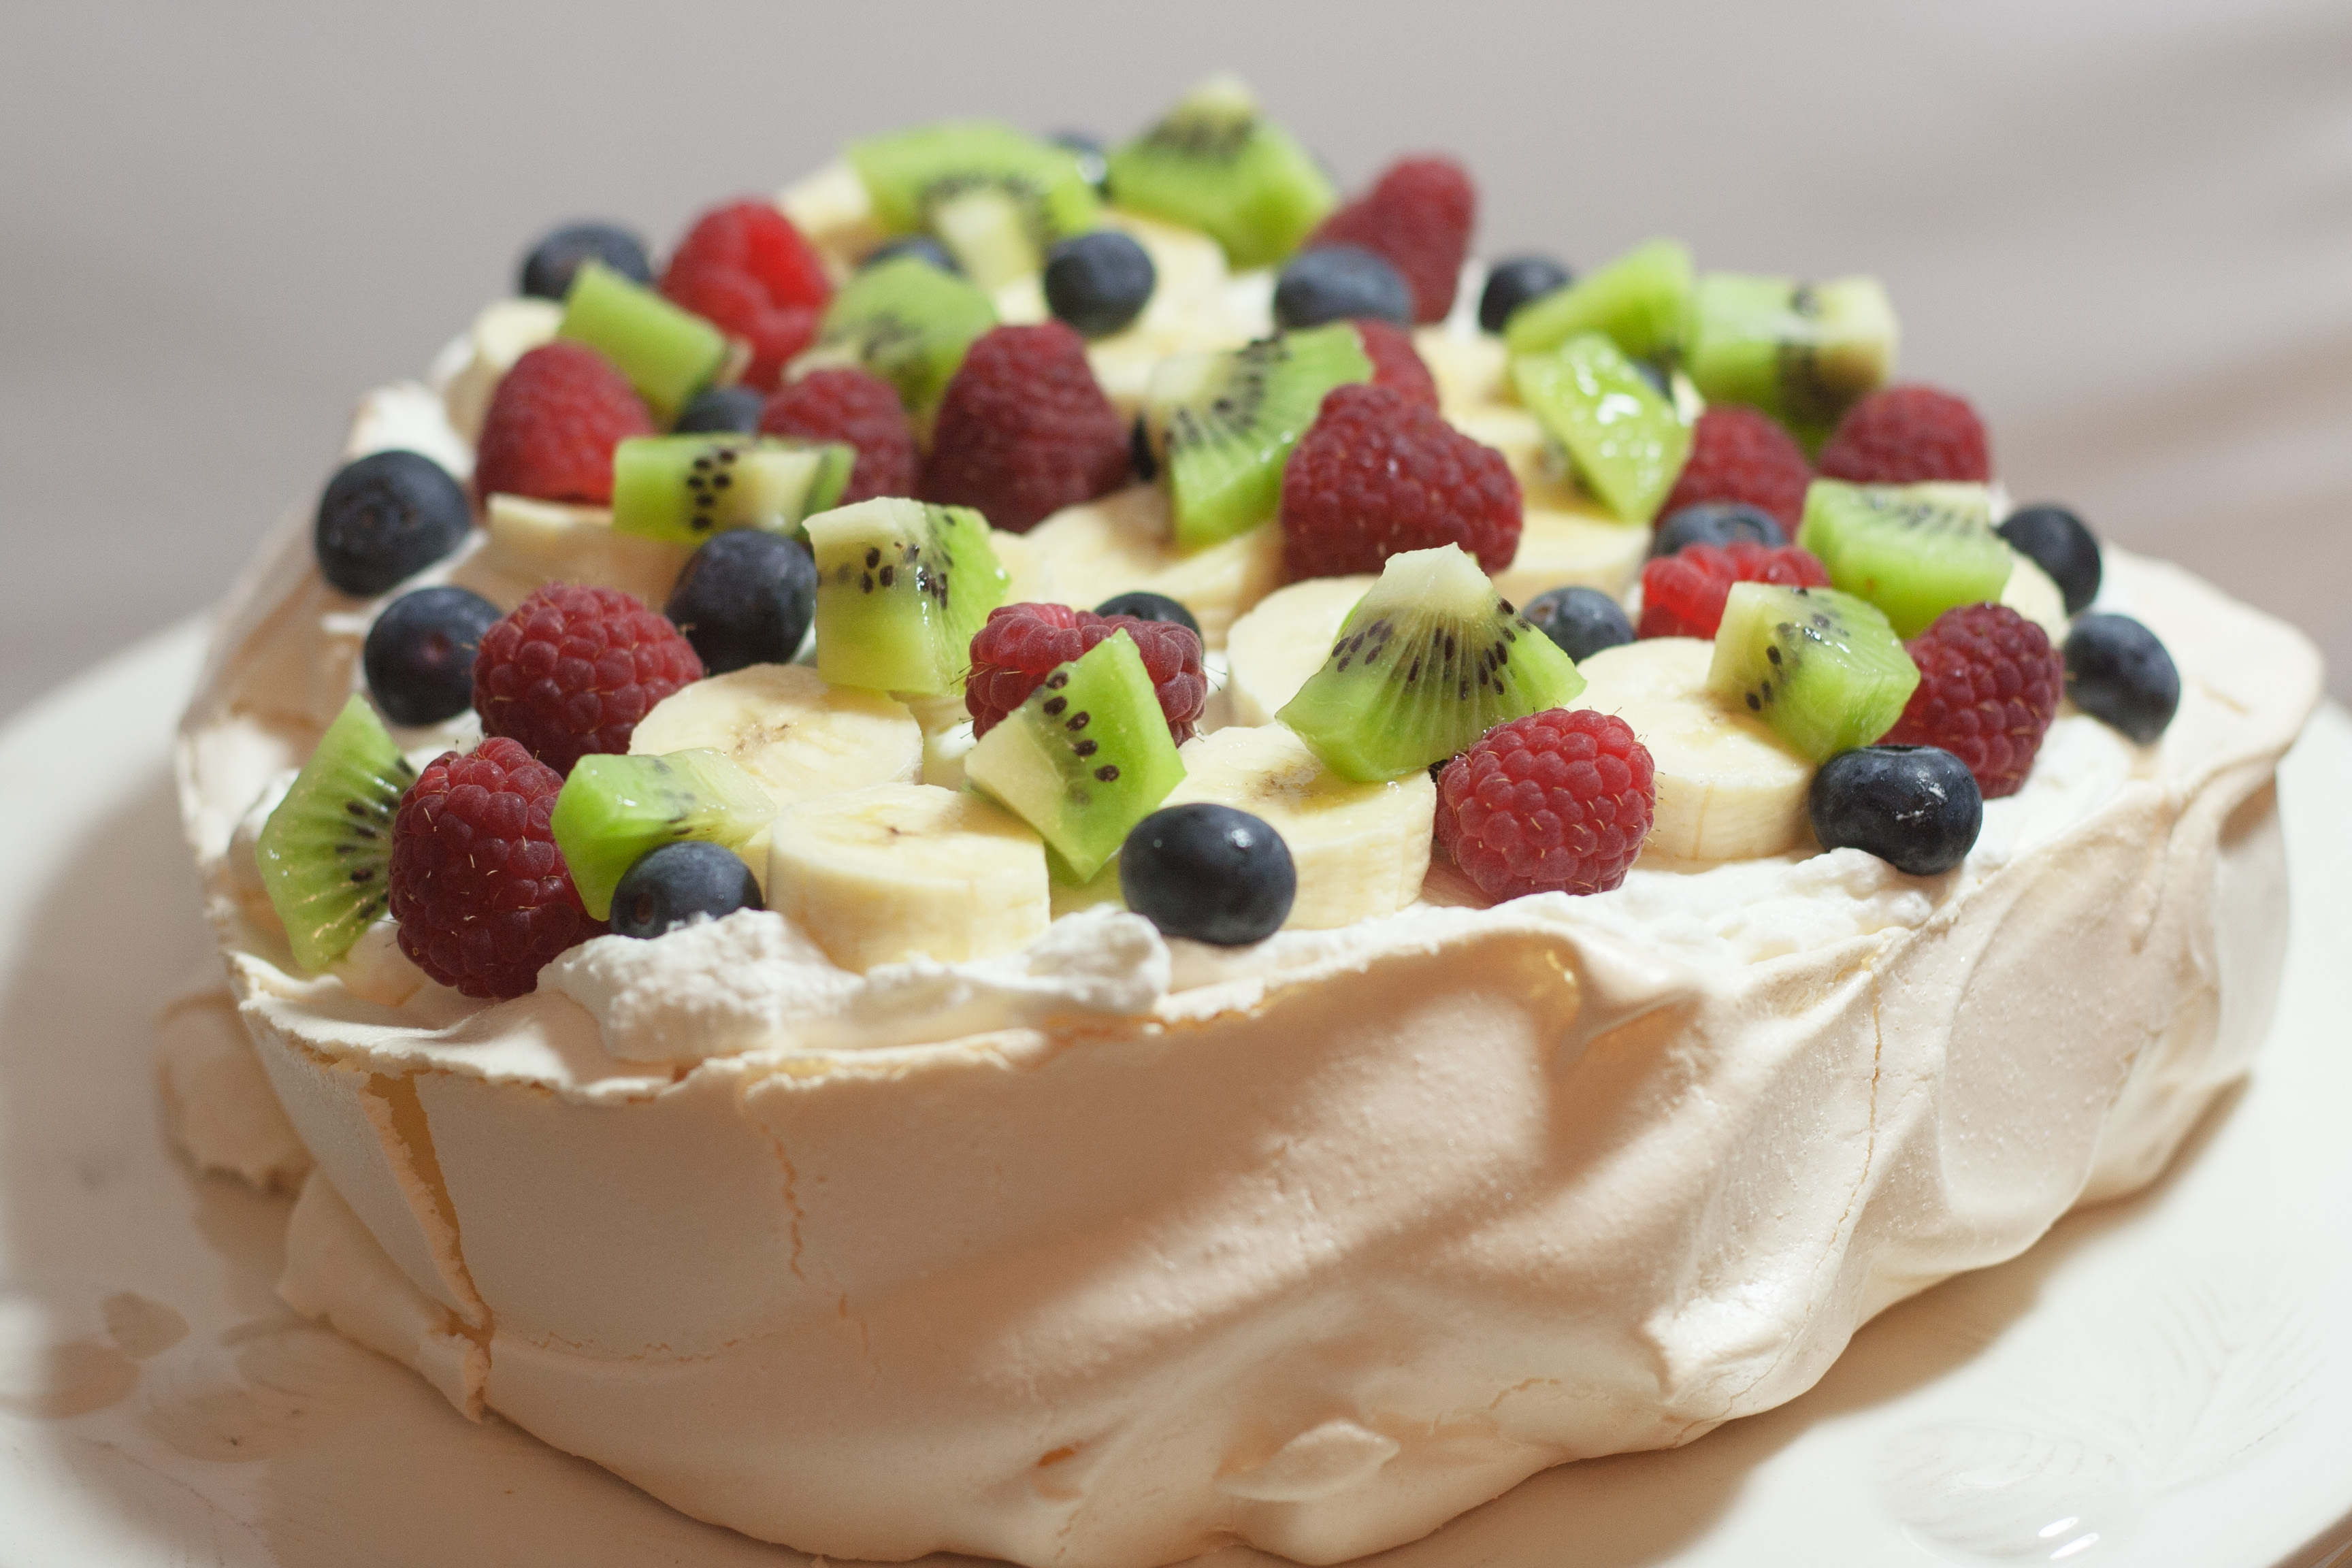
1105, 74, 1337, 270
964, 632, 1188, 881
848, 121, 1100, 291
1145, 323, 1372, 551
1279, 544, 1586, 783
1503, 239, 1692, 363
549, 749, 777, 921
558, 261, 730, 425
1797, 480, 2010, 637
808, 497, 1010, 695
1683, 275, 1897, 444
257, 694, 418, 972
806, 255, 997, 420
610, 434, 855, 546
1512, 332, 1694, 524
1706, 583, 1919, 762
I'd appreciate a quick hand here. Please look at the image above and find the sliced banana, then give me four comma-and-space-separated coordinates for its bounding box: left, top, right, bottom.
990, 526, 1056, 606
769, 783, 1049, 971
2000, 548, 2070, 644
1162, 724, 1435, 929
1415, 325, 1509, 412
778, 161, 886, 280
1022, 484, 1283, 649
1574, 637, 1814, 862
1492, 508, 1650, 610
441, 297, 564, 443
1225, 575, 1373, 725
446, 494, 691, 611
1085, 213, 1249, 418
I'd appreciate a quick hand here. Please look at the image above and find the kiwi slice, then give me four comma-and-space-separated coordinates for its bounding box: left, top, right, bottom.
257, 694, 419, 972
1144, 323, 1372, 551
805, 255, 998, 421
610, 434, 855, 546
1105, 74, 1337, 270
1279, 544, 1586, 783
1502, 239, 1693, 363
1512, 331, 1694, 523
1797, 480, 2010, 638
549, 749, 777, 921
1683, 275, 1897, 444
848, 121, 1101, 291
1706, 583, 1919, 763
558, 261, 731, 425
964, 632, 1188, 881
808, 497, 1010, 695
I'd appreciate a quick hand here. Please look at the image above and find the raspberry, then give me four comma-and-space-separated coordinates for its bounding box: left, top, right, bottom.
921, 323, 1130, 533
1816, 384, 1992, 485
659, 200, 833, 391
1637, 542, 1831, 640
388, 737, 603, 999
473, 341, 652, 505
760, 368, 917, 504
1880, 602, 2063, 798
1353, 318, 1439, 408
1437, 709, 1656, 900
964, 602, 1206, 742
1279, 382, 1521, 580
1309, 157, 1475, 325
1660, 406, 1814, 531
472, 585, 704, 774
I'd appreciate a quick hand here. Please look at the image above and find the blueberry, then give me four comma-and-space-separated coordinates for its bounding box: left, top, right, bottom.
1651, 502, 1787, 558
1043, 230, 1157, 338
2064, 613, 2179, 743
1999, 503, 2102, 616
1047, 130, 1111, 194
1273, 245, 1412, 331
666, 529, 819, 674
363, 585, 503, 727
1129, 416, 1158, 483
862, 235, 961, 274
610, 840, 763, 939
1120, 804, 1296, 945
1809, 746, 1983, 876
1478, 255, 1573, 333
1521, 586, 1633, 662
1095, 590, 1200, 643
672, 384, 767, 436
314, 450, 474, 597
519, 222, 653, 301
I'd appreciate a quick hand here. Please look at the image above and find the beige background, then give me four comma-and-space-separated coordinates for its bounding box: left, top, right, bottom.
2, 0, 2345, 719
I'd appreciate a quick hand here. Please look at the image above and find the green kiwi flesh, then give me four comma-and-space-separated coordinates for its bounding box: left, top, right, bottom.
1683, 275, 1897, 445
1797, 480, 2010, 638
1705, 583, 1920, 762
1503, 238, 1693, 363
1105, 74, 1336, 270
610, 434, 855, 546
1512, 331, 1694, 523
806, 256, 998, 420
849, 121, 1102, 291
257, 694, 418, 972
1279, 544, 1586, 783
558, 261, 730, 425
550, 749, 777, 920
808, 497, 1009, 696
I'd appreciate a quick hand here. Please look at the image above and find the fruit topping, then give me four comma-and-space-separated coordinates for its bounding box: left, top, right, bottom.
807, 254, 998, 421
1816, 384, 1991, 485
474, 584, 704, 773
664, 529, 818, 675
630, 664, 922, 812
1503, 238, 1692, 364
1650, 501, 1788, 559
847, 121, 1101, 291
1659, 405, 1814, 532
1352, 318, 1439, 408
1999, 503, 2102, 616
659, 199, 832, 391
257, 694, 418, 972
609, 840, 765, 939
2064, 613, 2180, 744
1307, 155, 1476, 324
672, 384, 767, 435
1094, 589, 1201, 642
1477, 255, 1571, 334
1880, 603, 2063, 798
1279, 382, 1522, 578
1047, 130, 1111, 193
863, 235, 961, 274
521, 222, 653, 301
1120, 803, 1297, 944
364, 585, 504, 728
1273, 245, 1414, 330
1808, 745, 1982, 876
1522, 585, 1635, 662
314, 449, 474, 597
1043, 229, 1157, 338
1637, 540, 1830, 640
610, 433, 853, 546
1107, 75, 1336, 270
759, 366, 919, 504
807, 498, 1009, 696
1798, 479, 2010, 637
1435, 707, 1655, 899
557, 262, 731, 425
389, 736, 602, 998
551, 749, 777, 920
1682, 274, 1897, 442
1705, 583, 1920, 763
1512, 331, 1693, 523
920, 322, 1131, 533
474, 340, 653, 506
966, 602, 1207, 741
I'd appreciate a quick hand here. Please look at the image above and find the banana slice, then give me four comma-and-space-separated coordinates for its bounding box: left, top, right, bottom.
1415, 326, 1509, 412
2000, 548, 2070, 644
1225, 575, 1373, 725
769, 783, 1049, 971
1022, 484, 1283, 649
1162, 724, 1435, 929
1085, 212, 1250, 417
777, 161, 886, 280
451, 494, 692, 610
990, 527, 1056, 606
1574, 637, 1814, 862
441, 297, 564, 442
1492, 506, 1650, 610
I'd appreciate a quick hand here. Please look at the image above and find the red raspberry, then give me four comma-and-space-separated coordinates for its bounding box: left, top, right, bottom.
1353, 318, 1439, 408
660, 200, 833, 391
964, 602, 1206, 742
1637, 542, 1831, 640
1816, 384, 1992, 485
473, 341, 653, 506
1660, 405, 1814, 531
472, 585, 704, 773
1880, 603, 2063, 798
388, 738, 603, 999
921, 323, 1130, 533
760, 367, 917, 504
1280, 382, 1521, 579
1437, 709, 1655, 900
1309, 157, 1475, 324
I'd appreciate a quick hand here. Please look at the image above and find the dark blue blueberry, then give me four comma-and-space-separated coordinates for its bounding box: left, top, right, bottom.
1521, 586, 1634, 662
1043, 230, 1156, 338
519, 222, 653, 301
1651, 502, 1787, 558
665, 529, 819, 674
1120, 804, 1296, 945
1477, 255, 1573, 333
672, 384, 768, 436
862, 235, 962, 274
1809, 746, 1982, 876
610, 840, 763, 939
1047, 130, 1111, 194
363, 585, 503, 727
1129, 416, 1158, 483
1273, 245, 1412, 331
314, 450, 474, 597
1999, 503, 2102, 616
2064, 613, 2179, 743
1095, 590, 1200, 643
